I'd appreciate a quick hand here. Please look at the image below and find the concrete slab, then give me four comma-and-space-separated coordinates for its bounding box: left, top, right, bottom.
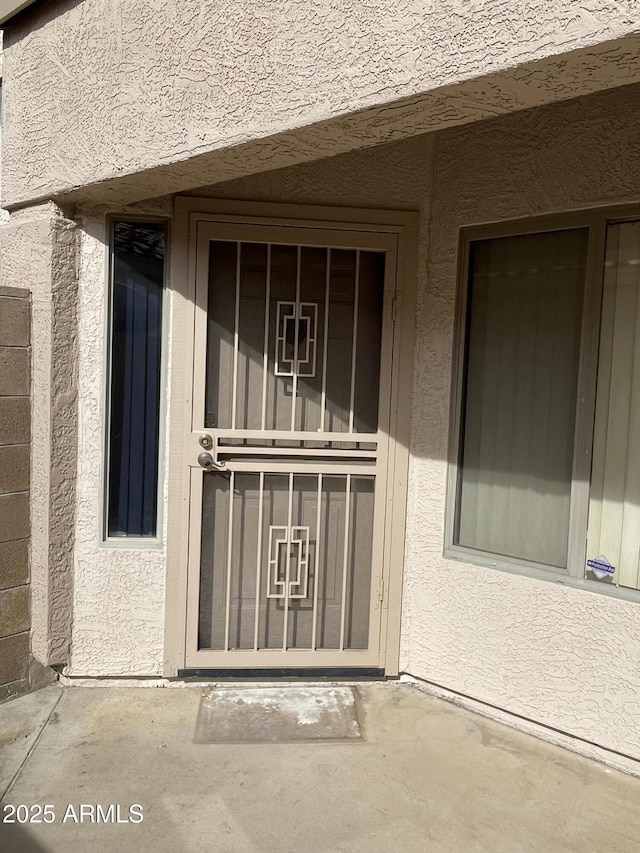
1, 683, 640, 852
0, 685, 62, 798
195, 686, 361, 743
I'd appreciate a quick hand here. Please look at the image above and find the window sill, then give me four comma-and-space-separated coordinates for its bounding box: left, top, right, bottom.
100, 537, 164, 551
444, 545, 640, 604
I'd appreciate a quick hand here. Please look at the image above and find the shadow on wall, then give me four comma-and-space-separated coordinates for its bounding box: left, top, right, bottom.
79, 83, 640, 635
3, 0, 84, 39
177, 83, 640, 592
108, 188, 640, 590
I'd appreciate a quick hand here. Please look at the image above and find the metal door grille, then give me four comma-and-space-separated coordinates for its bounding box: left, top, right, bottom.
198, 472, 375, 652
186, 227, 394, 669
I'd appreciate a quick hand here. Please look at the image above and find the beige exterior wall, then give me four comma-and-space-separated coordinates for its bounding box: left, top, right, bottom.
3, 0, 640, 208
406, 84, 640, 762
65, 83, 640, 764
71, 198, 171, 677
0, 204, 78, 667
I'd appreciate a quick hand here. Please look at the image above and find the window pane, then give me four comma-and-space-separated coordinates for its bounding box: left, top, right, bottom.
587, 222, 640, 589
107, 221, 166, 538
455, 229, 588, 568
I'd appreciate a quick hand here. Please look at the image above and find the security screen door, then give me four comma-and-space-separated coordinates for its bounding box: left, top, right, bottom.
184, 221, 397, 670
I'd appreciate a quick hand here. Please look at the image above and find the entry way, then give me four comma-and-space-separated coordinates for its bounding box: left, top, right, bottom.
167, 205, 413, 675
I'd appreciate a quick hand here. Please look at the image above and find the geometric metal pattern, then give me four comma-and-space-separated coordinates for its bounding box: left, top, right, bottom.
193, 237, 389, 663
267, 524, 310, 599
275, 301, 318, 378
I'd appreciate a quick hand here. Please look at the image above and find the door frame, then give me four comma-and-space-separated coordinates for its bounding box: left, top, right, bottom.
163, 198, 418, 677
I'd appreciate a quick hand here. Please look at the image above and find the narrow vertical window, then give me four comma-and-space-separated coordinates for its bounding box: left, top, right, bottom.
106, 220, 166, 538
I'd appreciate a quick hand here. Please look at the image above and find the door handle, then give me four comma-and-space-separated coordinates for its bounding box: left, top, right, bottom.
197, 451, 227, 471
197, 433, 227, 470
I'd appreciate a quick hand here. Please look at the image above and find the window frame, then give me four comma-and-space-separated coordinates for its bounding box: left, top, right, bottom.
101, 215, 171, 547
445, 205, 640, 603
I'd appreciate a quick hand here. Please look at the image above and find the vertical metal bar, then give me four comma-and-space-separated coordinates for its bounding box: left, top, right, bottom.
339, 474, 352, 651
348, 250, 360, 433
119, 276, 135, 529
231, 243, 241, 429
223, 471, 236, 652
143, 277, 160, 533
290, 246, 302, 432
320, 247, 331, 433
253, 472, 265, 651
260, 245, 271, 431
282, 472, 294, 650
311, 473, 323, 651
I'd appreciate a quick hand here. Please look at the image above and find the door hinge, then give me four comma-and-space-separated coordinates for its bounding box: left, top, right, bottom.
379, 577, 385, 602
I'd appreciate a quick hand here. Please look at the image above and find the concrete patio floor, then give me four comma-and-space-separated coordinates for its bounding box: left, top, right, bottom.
1, 682, 639, 852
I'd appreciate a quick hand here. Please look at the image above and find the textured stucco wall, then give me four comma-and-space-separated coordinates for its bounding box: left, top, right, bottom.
402, 82, 640, 762
68, 83, 640, 761
4, 0, 640, 207
0, 203, 78, 667
194, 84, 640, 760
66, 154, 424, 676
69, 199, 171, 676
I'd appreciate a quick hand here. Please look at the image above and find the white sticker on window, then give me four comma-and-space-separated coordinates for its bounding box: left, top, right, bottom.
586, 555, 616, 579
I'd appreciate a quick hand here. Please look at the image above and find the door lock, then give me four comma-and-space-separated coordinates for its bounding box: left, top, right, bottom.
197, 451, 227, 471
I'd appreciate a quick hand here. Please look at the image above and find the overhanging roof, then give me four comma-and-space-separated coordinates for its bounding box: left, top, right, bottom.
0, 0, 38, 26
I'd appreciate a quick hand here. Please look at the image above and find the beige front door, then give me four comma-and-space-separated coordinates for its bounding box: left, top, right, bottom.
168, 205, 413, 675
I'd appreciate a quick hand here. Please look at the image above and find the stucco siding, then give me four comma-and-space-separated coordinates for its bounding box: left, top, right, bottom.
3, 0, 640, 207
68, 83, 640, 761
0, 204, 78, 667
68, 149, 425, 677
404, 82, 640, 759
71, 200, 171, 677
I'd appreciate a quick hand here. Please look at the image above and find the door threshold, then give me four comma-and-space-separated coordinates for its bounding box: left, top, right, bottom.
177, 667, 385, 680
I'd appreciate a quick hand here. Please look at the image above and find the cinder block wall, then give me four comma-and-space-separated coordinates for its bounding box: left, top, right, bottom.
0, 285, 31, 699
0, 285, 53, 700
